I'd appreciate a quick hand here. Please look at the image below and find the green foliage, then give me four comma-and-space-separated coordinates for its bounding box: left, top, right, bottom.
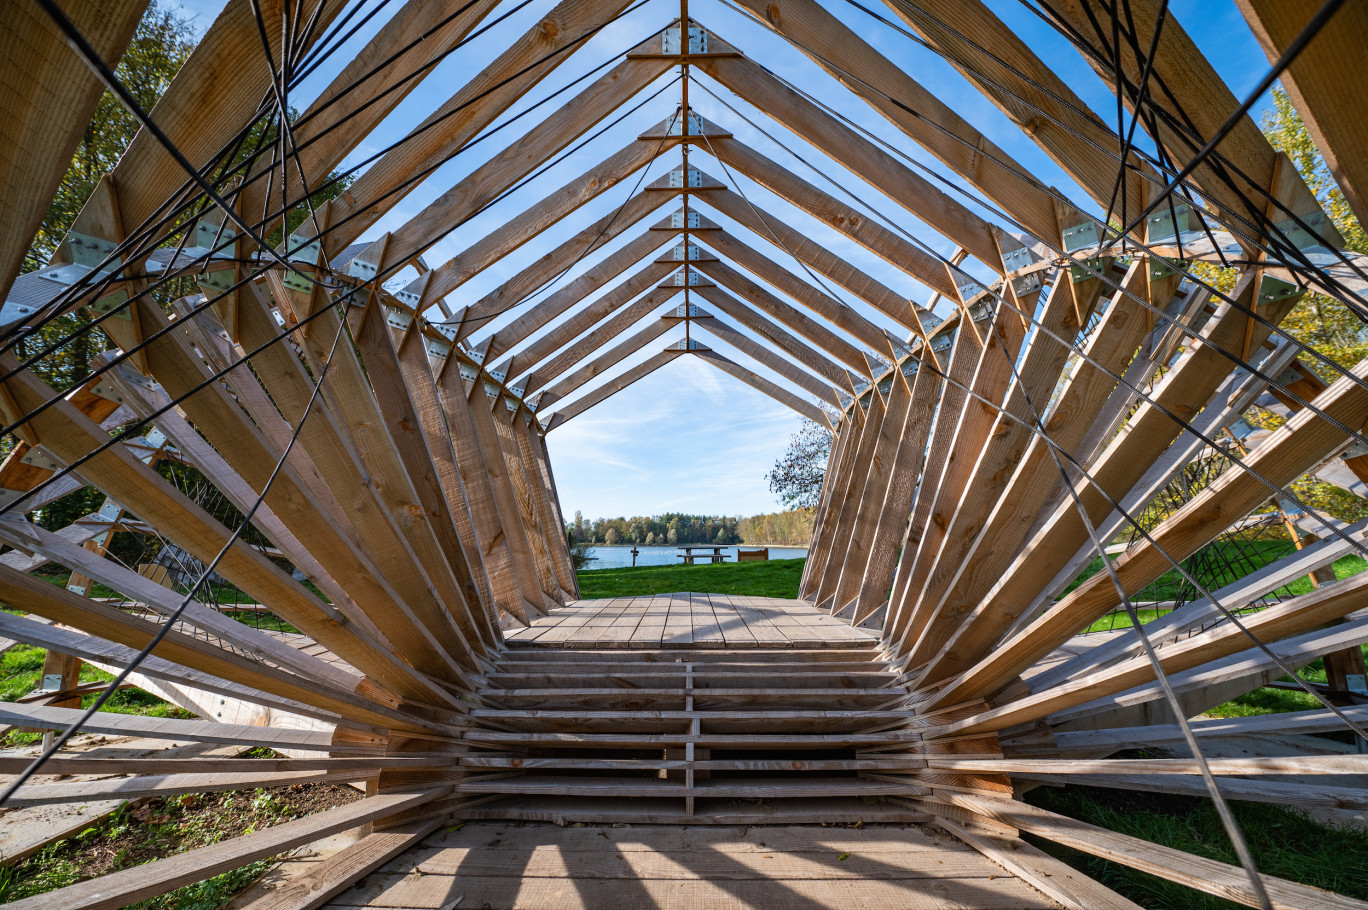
570, 513, 744, 546
577, 558, 805, 599
1260, 87, 1368, 379
1027, 785, 1368, 908
735, 508, 814, 546
24, 4, 198, 273
767, 419, 831, 509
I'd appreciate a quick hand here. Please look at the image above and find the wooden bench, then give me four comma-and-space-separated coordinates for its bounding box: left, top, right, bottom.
737, 548, 769, 562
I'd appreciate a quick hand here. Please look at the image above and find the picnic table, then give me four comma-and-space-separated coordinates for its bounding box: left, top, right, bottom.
677, 545, 727, 565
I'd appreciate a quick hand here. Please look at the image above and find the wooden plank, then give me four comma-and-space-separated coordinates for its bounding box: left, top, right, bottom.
700, 54, 999, 274
815, 365, 914, 610
420, 142, 663, 313
235, 0, 502, 236
5, 768, 379, 807
544, 350, 682, 428
692, 349, 830, 425
0, 0, 145, 301
434, 356, 543, 623
377, 49, 673, 273
701, 187, 931, 334
4, 790, 445, 910
0, 353, 445, 705
892, 271, 1091, 642
845, 350, 938, 622
911, 262, 1168, 686
947, 791, 1368, 910
727, 0, 1061, 242
316, 0, 637, 257
937, 272, 1294, 680
235, 818, 443, 910
694, 258, 876, 375
698, 229, 897, 358
1044, 0, 1332, 250
698, 315, 843, 406
476, 229, 674, 364
882, 316, 984, 646
357, 307, 498, 648
937, 818, 1144, 910
693, 284, 858, 392
382, 320, 506, 624
281, 290, 486, 671
462, 371, 560, 613
536, 317, 676, 408
1238, 0, 1368, 230
932, 352, 1368, 708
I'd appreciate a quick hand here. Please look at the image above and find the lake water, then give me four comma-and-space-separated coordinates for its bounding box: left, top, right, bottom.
583, 545, 808, 569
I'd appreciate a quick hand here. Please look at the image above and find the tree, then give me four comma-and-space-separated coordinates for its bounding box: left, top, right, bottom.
667, 526, 679, 544
1262, 87, 1368, 381
645, 531, 656, 545
572, 510, 585, 541
604, 528, 620, 545
767, 419, 831, 509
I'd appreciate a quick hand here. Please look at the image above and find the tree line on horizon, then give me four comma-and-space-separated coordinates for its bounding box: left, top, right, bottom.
566, 508, 814, 547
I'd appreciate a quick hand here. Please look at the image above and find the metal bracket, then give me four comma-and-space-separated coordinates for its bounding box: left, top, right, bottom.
1272, 210, 1330, 252
671, 211, 701, 229
1062, 221, 1101, 253
281, 271, 314, 294
955, 278, 985, 303
672, 268, 705, 286
41, 232, 122, 286
425, 336, 451, 361
285, 234, 321, 265
662, 25, 707, 54
0, 487, 29, 513
384, 307, 412, 332
19, 447, 61, 472
1001, 247, 1035, 273
670, 304, 703, 318
1070, 256, 1106, 283
668, 167, 705, 189
483, 381, 500, 399
194, 219, 238, 258
459, 362, 479, 382
1148, 256, 1180, 281
667, 108, 705, 136
931, 331, 955, 353
1012, 271, 1042, 296
1257, 275, 1302, 307
88, 379, 126, 405
968, 300, 994, 322
670, 243, 704, 261
489, 369, 506, 383
671, 338, 707, 350
86, 290, 131, 321
1146, 202, 1192, 245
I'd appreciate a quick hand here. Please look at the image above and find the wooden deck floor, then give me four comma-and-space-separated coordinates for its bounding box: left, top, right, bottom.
503, 593, 877, 649
322, 823, 1063, 909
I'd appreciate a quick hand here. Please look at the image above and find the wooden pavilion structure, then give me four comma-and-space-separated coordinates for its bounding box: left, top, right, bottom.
3, 0, 1368, 906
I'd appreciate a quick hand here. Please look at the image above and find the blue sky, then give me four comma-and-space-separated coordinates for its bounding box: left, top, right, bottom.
165, 0, 1277, 521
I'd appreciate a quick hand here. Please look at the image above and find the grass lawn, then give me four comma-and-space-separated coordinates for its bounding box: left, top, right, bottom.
1026, 782, 1368, 909
576, 557, 805, 599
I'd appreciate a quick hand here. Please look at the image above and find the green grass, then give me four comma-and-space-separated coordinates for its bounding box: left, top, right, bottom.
576, 557, 805, 599
1, 641, 193, 747
1026, 783, 1368, 908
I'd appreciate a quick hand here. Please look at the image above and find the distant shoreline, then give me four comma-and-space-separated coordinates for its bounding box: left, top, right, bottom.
581, 543, 809, 549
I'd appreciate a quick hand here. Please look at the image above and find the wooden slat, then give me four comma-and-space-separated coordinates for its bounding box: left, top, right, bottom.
0, 0, 145, 301
4, 790, 445, 910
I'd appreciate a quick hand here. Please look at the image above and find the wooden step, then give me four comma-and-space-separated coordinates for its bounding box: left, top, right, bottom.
456, 775, 928, 798
455, 795, 930, 825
